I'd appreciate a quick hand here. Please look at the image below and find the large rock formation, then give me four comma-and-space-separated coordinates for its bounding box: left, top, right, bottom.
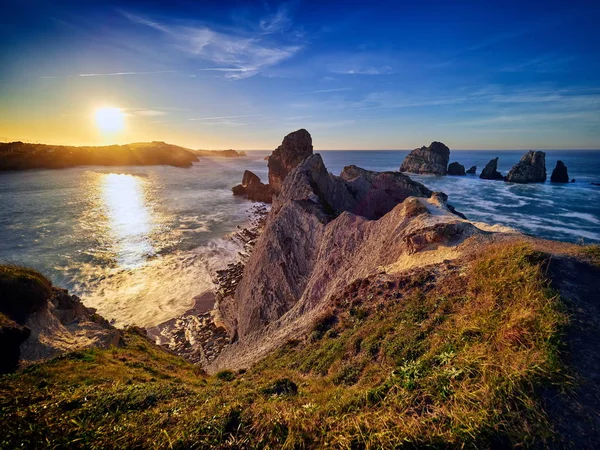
505, 151, 547, 183
480, 158, 504, 180
466, 166, 477, 175
268, 129, 314, 195
400, 142, 450, 175
232, 170, 272, 203
551, 161, 569, 183
209, 145, 521, 371
0, 266, 121, 370
447, 162, 466, 176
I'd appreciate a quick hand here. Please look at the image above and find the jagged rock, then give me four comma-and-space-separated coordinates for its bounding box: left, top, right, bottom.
232, 170, 272, 203
506, 151, 547, 183
400, 142, 450, 175
447, 162, 466, 176
466, 166, 477, 175
480, 158, 504, 180
551, 161, 569, 183
215, 149, 467, 354
268, 129, 314, 195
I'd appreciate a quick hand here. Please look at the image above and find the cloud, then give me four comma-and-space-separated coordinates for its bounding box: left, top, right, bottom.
293, 88, 352, 95
122, 11, 302, 79
128, 109, 167, 117
188, 114, 266, 121
332, 66, 394, 75
259, 4, 293, 34
79, 71, 176, 77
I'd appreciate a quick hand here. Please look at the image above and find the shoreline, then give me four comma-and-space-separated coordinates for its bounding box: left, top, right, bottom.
146, 202, 269, 365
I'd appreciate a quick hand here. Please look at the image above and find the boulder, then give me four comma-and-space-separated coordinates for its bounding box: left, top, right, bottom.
400, 142, 450, 175
232, 170, 272, 203
466, 166, 477, 175
505, 151, 546, 183
550, 161, 569, 183
268, 129, 314, 195
447, 162, 466, 176
0, 314, 30, 374
480, 158, 504, 180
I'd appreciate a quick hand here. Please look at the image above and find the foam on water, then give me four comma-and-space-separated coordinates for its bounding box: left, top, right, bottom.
1, 149, 599, 327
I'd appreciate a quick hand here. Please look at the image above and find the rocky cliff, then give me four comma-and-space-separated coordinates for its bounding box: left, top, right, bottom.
400, 141, 450, 175
267, 128, 314, 195
505, 150, 547, 183
211, 140, 519, 371
0, 265, 121, 371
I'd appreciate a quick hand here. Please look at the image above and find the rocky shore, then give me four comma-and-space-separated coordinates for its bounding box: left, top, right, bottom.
146, 203, 269, 365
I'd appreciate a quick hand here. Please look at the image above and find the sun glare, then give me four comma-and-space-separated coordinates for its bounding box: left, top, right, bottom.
94, 107, 125, 133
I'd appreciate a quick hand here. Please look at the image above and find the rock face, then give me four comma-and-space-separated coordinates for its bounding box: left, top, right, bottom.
551, 161, 569, 183
505, 151, 547, 183
400, 142, 450, 175
466, 166, 477, 175
0, 315, 30, 374
268, 129, 314, 195
480, 158, 504, 180
447, 162, 466, 176
210, 145, 493, 371
232, 170, 272, 203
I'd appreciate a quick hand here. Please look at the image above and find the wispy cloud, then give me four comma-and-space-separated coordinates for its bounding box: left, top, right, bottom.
79, 70, 177, 77
126, 109, 167, 117
293, 88, 352, 95
259, 4, 293, 34
332, 66, 394, 75
122, 10, 303, 79
188, 114, 266, 121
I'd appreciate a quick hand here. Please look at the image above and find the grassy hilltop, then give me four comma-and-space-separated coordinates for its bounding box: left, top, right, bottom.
2, 243, 600, 448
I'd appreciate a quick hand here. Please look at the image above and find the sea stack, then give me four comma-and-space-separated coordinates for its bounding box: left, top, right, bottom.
447, 162, 466, 176
480, 158, 504, 180
232, 170, 272, 203
550, 161, 569, 183
268, 128, 314, 195
505, 151, 546, 183
466, 166, 477, 174
400, 141, 450, 175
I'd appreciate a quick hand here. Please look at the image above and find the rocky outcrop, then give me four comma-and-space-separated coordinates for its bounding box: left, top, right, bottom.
505, 151, 547, 183
400, 142, 450, 175
209, 142, 505, 371
232, 170, 272, 203
480, 158, 504, 180
551, 161, 569, 183
466, 166, 477, 175
447, 162, 466, 176
268, 129, 314, 195
0, 314, 30, 374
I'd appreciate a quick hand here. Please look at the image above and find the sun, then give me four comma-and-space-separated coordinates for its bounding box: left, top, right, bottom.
94, 107, 125, 133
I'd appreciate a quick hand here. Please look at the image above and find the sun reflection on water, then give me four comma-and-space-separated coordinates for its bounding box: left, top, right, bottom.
101, 173, 155, 268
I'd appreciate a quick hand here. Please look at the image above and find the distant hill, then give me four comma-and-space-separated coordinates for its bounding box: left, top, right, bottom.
0, 141, 245, 171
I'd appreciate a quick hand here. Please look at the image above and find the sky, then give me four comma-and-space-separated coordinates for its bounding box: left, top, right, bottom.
0, 0, 599, 150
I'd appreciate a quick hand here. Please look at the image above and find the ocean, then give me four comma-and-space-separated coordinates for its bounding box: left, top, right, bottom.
1, 150, 599, 327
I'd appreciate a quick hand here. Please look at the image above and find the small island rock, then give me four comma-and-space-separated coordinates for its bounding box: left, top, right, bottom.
480, 158, 504, 180
400, 141, 450, 175
466, 166, 477, 174
550, 161, 569, 183
447, 162, 466, 176
232, 170, 272, 203
505, 151, 546, 183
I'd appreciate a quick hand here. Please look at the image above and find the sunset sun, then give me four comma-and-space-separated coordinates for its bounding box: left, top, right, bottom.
94, 107, 125, 133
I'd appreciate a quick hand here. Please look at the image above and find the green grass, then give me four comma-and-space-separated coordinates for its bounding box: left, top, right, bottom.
0, 264, 52, 323
580, 244, 600, 267
0, 244, 571, 448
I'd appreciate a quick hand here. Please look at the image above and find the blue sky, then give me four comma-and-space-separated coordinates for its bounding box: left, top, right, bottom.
0, 0, 599, 149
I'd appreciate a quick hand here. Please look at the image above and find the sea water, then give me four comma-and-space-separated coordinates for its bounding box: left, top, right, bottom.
1, 150, 598, 327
